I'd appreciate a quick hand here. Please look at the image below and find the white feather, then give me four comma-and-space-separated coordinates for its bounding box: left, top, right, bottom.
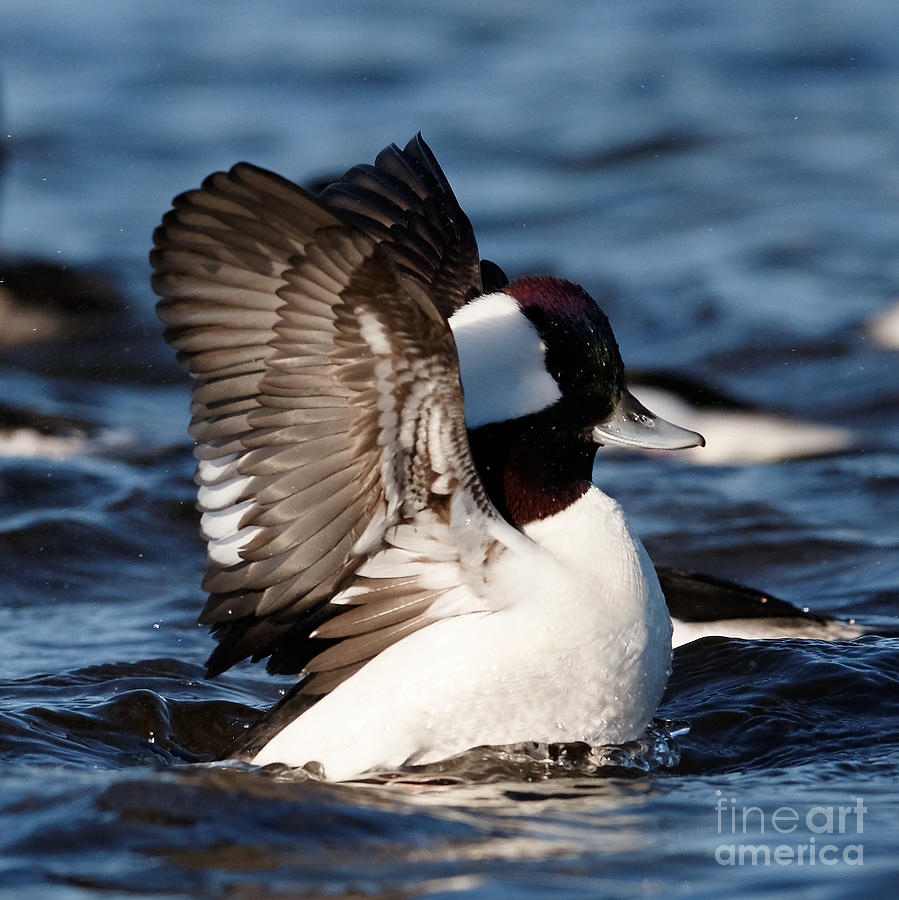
197, 475, 249, 510
201, 498, 263, 567
196, 453, 240, 485
449, 293, 561, 428
672, 616, 866, 647
206, 524, 264, 567
251, 489, 672, 780
201, 499, 255, 540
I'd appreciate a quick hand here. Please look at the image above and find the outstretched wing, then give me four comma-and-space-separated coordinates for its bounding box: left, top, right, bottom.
151, 157, 526, 692
317, 133, 485, 320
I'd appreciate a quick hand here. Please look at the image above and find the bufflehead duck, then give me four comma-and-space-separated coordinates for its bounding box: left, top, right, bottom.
307, 138, 861, 645
0, 258, 121, 349
626, 372, 854, 465
656, 567, 864, 647
152, 134, 707, 780
0, 402, 92, 459
0, 109, 123, 351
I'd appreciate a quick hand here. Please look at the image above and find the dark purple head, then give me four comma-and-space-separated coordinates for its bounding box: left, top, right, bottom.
450, 274, 703, 452
457, 275, 704, 525
503, 275, 626, 427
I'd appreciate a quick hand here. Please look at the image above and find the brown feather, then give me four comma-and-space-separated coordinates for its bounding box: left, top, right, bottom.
152, 140, 512, 701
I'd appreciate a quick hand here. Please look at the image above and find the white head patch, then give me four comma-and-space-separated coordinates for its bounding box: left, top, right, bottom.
449, 292, 562, 428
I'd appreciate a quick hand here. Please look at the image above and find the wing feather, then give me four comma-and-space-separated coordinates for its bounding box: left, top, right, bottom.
152, 139, 529, 695
317, 133, 483, 319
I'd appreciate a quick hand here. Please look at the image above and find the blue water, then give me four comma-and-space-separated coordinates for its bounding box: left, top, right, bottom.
2, 1, 899, 896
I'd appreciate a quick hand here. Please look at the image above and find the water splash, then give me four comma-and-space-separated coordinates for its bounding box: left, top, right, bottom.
350, 719, 689, 786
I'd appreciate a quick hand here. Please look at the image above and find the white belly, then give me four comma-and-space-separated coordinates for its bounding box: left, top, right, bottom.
251, 489, 672, 780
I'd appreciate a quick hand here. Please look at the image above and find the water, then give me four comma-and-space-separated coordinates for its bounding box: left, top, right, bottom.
2, 1, 898, 896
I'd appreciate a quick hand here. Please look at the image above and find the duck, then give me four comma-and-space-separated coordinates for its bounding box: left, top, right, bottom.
626, 372, 854, 465
0, 257, 122, 350
154, 134, 847, 781
656, 566, 864, 647
0, 101, 124, 353
0, 402, 92, 459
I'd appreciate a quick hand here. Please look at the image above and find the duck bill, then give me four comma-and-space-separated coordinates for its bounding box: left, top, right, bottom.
592, 389, 705, 451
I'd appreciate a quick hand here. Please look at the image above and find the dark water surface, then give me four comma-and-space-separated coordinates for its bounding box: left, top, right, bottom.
2, 1, 899, 896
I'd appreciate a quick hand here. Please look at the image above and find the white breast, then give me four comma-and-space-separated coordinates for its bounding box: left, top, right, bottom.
251, 488, 672, 780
